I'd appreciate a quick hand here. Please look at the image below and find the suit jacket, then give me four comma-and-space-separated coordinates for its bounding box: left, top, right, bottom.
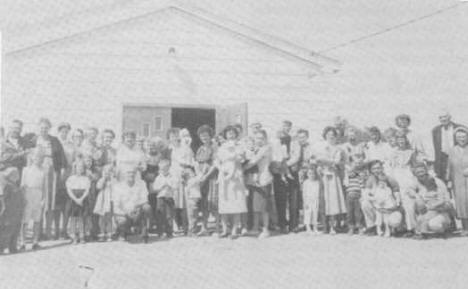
432, 122, 461, 179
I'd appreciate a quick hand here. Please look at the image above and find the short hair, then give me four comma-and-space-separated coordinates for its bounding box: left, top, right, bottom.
368, 159, 383, 170
12, 119, 23, 127
297, 129, 309, 138
283, 120, 292, 127
166, 128, 180, 139
102, 129, 115, 139
197, 125, 214, 137
122, 131, 136, 139
72, 128, 84, 137
322, 126, 337, 140
38, 117, 52, 128
254, 129, 268, 139
368, 126, 381, 137
57, 122, 71, 132
233, 123, 243, 133
223, 125, 239, 139
395, 114, 411, 126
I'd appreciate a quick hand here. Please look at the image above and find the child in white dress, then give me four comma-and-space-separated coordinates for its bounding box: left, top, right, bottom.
301, 165, 322, 234
94, 164, 116, 241
19, 149, 47, 250
373, 177, 401, 237
183, 166, 202, 236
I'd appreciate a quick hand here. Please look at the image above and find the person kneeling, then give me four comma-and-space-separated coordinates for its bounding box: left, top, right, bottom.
411, 163, 454, 239
371, 175, 403, 237
113, 168, 151, 242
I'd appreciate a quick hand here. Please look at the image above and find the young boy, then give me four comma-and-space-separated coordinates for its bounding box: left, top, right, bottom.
344, 152, 367, 235
183, 166, 202, 236
153, 159, 177, 238
373, 176, 401, 237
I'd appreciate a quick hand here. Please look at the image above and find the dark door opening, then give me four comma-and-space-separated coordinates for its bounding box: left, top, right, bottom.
171, 107, 216, 152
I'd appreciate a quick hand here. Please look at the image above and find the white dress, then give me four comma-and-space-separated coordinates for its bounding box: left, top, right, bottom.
170, 144, 194, 209
22, 166, 46, 222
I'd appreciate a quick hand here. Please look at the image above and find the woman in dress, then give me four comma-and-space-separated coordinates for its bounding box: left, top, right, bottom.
33, 118, 67, 240
195, 125, 218, 236
447, 126, 468, 236
167, 128, 194, 233
216, 125, 248, 238
316, 126, 347, 234
388, 131, 418, 235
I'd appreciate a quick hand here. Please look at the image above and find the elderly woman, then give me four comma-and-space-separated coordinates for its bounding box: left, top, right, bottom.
316, 126, 347, 234
195, 125, 218, 236
33, 118, 67, 240
216, 125, 248, 238
447, 126, 468, 236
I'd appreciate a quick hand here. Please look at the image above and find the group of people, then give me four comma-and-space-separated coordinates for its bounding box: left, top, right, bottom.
1, 110, 468, 254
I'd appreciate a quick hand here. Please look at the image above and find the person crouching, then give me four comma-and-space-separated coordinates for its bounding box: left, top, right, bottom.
113, 167, 151, 242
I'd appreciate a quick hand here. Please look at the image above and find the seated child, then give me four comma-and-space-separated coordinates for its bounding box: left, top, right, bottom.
94, 164, 116, 242
372, 176, 401, 237
183, 166, 202, 236
301, 164, 322, 234
153, 159, 177, 238
66, 160, 91, 244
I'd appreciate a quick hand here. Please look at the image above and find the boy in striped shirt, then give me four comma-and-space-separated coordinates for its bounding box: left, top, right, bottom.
344, 152, 368, 235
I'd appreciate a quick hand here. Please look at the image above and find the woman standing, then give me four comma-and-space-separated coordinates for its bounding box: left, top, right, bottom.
195, 125, 218, 236
316, 126, 347, 234
388, 131, 418, 235
447, 127, 468, 236
216, 125, 248, 238
33, 118, 67, 240
167, 128, 194, 233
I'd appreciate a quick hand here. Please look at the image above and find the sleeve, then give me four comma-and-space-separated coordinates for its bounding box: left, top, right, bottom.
54, 137, 67, 170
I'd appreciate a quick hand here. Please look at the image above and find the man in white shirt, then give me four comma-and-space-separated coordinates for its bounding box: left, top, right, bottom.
113, 168, 151, 241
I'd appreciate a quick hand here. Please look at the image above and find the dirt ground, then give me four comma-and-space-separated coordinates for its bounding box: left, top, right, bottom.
1, 233, 468, 289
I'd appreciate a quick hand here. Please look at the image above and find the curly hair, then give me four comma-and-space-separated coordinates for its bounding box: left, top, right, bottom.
222, 125, 239, 139
322, 126, 337, 140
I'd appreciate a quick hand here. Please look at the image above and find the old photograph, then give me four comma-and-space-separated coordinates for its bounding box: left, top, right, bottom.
1, 0, 468, 288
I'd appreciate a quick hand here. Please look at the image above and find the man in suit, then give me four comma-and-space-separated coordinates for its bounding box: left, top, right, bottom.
432, 111, 461, 181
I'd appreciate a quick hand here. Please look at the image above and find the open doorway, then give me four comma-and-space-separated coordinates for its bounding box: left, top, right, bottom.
171, 107, 216, 152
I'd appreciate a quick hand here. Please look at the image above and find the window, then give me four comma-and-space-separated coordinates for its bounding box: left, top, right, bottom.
142, 123, 150, 137
155, 116, 163, 131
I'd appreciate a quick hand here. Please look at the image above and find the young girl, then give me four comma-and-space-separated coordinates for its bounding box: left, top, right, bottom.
93, 164, 116, 242
183, 166, 202, 236
301, 164, 322, 235
373, 176, 401, 237
19, 149, 47, 250
66, 160, 91, 244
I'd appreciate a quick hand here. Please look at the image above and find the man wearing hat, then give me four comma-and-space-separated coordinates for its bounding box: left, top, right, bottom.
432, 110, 461, 180
395, 114, 428, 162
0, 168, 24, 253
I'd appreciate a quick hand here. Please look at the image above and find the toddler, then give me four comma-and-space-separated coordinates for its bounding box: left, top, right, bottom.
183, 166, 202, 236
94, 164, 116, 242
372, 176, 400, 237
153, 159, 177, 238
301, 165, 322, 234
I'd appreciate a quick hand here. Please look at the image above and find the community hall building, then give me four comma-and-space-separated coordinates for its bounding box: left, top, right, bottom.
1, 1, 340, 141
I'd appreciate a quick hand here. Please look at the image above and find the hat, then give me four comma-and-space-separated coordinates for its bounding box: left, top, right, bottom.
57, 122, 71, 132
454, 126, 468, 135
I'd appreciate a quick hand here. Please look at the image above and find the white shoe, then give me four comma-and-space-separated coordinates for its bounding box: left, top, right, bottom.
258, 230, 271, 239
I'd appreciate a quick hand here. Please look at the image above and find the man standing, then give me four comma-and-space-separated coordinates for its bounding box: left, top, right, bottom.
432, 111, 461, 180
113, 168, 151, 242
286, 129, 313, 232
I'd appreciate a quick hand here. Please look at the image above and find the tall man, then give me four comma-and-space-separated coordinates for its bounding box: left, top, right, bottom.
432, 111, 461, 180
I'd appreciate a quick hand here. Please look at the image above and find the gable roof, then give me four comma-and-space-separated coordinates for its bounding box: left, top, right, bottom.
4, 0, 340, 73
